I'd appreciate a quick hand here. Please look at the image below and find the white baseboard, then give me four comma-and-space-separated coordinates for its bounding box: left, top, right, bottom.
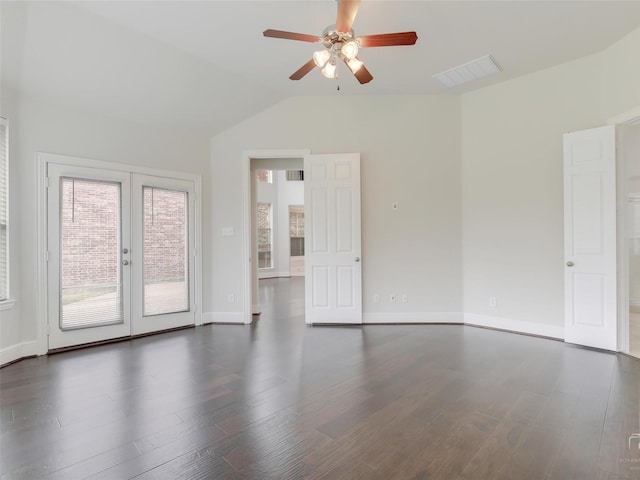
204, 312, 246, 324
630, 298, 640, 308
363, 312, 563, 340
363, 312, 464, 324
1, 341, 38, 366
464, 313, 564, 339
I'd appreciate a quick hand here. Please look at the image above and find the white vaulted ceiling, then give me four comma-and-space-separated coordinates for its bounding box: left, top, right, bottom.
3, 1, 640, 135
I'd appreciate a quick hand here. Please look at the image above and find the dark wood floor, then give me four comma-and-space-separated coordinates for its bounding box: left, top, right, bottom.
2, 277, 640, 479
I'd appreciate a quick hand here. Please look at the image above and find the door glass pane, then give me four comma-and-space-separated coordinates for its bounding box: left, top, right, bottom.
143, 187, 189, 316
257, 202, 272, 268
60, 178, 123, 329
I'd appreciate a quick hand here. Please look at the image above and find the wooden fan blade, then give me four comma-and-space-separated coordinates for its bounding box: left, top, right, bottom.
289, 59, 316, 80
358, 32, 418, 48
336, 0, 361, 33
344, 59, 373, 84
263, 29, 322, 43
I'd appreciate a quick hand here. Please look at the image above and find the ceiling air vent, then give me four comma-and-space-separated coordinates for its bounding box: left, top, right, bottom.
433, 54, 502, 88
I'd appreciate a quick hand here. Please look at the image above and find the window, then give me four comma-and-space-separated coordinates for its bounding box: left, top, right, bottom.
286, 170, 304, 181
0, 117, 8, 302
289, 206, 304, 257
256, 169, 272, 184
257, 203, 273, 268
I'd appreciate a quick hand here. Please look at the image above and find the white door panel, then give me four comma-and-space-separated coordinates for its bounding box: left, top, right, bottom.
304, 153, 362, 324
47, 164, 132, 349
131, 175, 196, 335
563, 125, 617, 350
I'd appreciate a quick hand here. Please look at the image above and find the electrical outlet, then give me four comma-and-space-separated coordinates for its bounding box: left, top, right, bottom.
488, 296, 497, 307
390, 294, 397, 303
401, 294, 408, 303
227, 293, 235, 304
373, 294, 380, 304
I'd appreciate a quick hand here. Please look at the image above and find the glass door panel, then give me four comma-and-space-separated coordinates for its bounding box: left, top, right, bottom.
143, 186, 189, 316
132, 175, 195, 335
60, 178, 123, 329
47, 165, 131, 349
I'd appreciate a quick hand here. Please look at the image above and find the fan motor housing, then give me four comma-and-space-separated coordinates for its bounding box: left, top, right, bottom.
322, 25, 356, 49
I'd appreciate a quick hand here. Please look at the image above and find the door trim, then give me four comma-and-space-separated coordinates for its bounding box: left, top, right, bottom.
616, 117, 640, 355
241, 150, 310, 324
37, 152, 202, 355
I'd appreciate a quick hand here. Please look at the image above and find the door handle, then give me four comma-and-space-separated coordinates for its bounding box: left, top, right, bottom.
355, 257, 360, 262
566, 261, 574, 267
122, 260, 129, 266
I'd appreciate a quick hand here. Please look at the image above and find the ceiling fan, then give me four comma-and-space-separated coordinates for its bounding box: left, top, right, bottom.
263, 0, 418, 84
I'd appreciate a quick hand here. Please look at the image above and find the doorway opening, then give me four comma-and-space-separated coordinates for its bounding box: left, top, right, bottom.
244, 153, 307, 321
243, 151, 363, 325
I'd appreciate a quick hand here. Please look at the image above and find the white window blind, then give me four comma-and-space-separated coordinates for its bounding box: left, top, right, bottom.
0, 118, 8, 301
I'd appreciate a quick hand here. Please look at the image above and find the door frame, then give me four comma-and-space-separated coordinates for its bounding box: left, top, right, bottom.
36, 152, 202, 355
241, 149, 310, 324
610, 109, 640, 355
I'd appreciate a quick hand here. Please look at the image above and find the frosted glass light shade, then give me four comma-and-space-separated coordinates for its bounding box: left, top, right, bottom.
341, 41, 359, 60
313, 49, 331, 68
347, 57, 363, 73
321, 59, 337, 78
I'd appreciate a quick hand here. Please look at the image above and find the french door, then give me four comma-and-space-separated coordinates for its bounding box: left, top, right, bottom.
47, 164, 195, 349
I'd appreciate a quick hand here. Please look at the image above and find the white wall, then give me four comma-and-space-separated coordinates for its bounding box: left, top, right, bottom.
461, 26, 640, 338
210, 95, 463, 323
0, 88, 210, 364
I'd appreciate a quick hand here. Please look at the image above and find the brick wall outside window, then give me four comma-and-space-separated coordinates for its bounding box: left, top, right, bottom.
60, 180, 186, 289
143, 187, 186, 284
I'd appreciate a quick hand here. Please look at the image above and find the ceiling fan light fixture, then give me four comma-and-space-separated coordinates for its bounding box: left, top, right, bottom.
321, 58, 337, 79
347, 57, 363, 73
341, 40, 359, 59
313, 49, 331, 68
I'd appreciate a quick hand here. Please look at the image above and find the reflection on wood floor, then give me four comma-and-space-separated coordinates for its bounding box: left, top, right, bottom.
1, 277, 639, 479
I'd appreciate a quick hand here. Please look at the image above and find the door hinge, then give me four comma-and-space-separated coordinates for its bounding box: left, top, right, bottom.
45, 251, 49, 262
45, 177, 50, 188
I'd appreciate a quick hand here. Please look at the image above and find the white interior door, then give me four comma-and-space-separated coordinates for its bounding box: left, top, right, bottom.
47, 164, 131, 349
304, 153, 362, 324
563, 125, 617, 351
131, 174, 196, 334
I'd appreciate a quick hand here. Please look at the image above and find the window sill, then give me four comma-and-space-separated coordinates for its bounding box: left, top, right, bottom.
0, 299, 16, 311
